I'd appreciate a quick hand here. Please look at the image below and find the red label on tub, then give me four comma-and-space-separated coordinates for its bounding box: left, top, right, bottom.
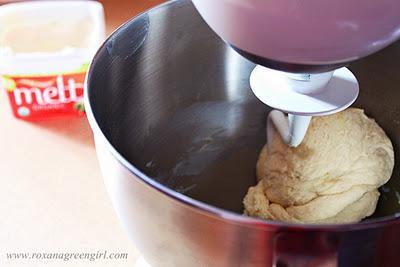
2, 72, 86, 120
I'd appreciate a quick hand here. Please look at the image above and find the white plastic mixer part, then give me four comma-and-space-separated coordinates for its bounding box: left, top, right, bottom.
251, 66, 359, 147
267, 111, 312, 148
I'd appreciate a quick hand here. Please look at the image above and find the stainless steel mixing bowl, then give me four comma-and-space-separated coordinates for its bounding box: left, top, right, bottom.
85, 1, 400, 266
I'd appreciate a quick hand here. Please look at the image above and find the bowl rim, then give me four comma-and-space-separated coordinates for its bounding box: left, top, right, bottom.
84, 0, 400, 231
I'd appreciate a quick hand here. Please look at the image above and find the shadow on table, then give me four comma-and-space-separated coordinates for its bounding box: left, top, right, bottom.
31, 116, 94, 147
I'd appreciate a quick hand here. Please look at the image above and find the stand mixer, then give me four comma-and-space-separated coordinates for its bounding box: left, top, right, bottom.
191, 0, 400, 146
85, 1, 400, 266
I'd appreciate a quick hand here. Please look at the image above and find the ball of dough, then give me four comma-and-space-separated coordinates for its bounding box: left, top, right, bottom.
244, 108, 394, 224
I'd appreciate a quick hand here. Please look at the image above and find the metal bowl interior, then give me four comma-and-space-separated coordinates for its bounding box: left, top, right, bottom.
87, 0, 400, 226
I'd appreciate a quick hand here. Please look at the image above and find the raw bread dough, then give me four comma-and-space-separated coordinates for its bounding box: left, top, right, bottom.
243, 108, 394, 224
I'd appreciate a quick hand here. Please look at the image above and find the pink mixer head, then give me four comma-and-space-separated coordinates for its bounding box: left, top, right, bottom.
192, 0, 400, 146
192, 0, 400, 66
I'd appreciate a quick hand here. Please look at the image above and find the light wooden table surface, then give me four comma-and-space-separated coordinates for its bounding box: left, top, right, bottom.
0, 1, 164, 266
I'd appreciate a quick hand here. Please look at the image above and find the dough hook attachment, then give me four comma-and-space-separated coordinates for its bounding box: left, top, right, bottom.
267, 111, 312, 147
250, 65, 360, 147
